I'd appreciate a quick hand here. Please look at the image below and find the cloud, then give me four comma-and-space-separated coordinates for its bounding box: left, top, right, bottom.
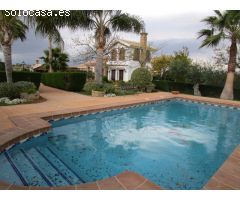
152, 38, 214, 61
0, 11, 215, 65
0, 29, 48, 64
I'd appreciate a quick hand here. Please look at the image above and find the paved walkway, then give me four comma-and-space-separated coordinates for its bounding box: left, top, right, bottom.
0, 84, 240, 190
0, 84, 173, 131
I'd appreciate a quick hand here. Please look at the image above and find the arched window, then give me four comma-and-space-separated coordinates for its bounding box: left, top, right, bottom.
111, 49, 117, 61
119, 48, 125, 61
133, 48, 140, 61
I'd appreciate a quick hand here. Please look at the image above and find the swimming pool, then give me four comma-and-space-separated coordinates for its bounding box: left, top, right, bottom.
0, 99, 240, 189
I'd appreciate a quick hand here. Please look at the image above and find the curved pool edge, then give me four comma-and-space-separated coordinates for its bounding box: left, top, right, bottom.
1, 94, 240, 190
0, 96, 177, 153
0, 170, 162, 190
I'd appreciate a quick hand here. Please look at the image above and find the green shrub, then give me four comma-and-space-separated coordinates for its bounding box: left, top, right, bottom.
103, 83, 115, 94
83, 82, 115, 94
102, 75, 109, 83
153, 80, 170, 91
153, 80, 193, 94
41, 72, 87, 91
0, 82, 20, 99
131, 68, 152, 91
116, 81, 136, 90
199, 85, 240, 100
115, 89, 138, 96
14, 81, 37, 94
83, 82, 102, 94
0, 71, 42, 89
168, 82, 193, 94
153, 79, 240, 99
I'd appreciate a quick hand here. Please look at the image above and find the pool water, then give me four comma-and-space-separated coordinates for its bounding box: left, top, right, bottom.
1, 99, 240, 189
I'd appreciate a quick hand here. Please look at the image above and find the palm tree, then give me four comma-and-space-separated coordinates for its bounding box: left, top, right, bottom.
40, 47, 69, 71
83, 11, 144, 83
28, 12, 64, 72
28, 11, 90, 73
198, 10, 240, 100
0, 11, 28, 83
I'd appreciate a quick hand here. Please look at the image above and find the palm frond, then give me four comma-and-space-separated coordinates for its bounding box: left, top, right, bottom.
111, 13, 144, 33
197, 29, 214, 39
0, 11, 28, 43
214, 10, 223, 18
199, 32, 224, 48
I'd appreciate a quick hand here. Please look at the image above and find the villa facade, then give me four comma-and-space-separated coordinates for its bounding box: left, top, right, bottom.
107, 33, 157, 82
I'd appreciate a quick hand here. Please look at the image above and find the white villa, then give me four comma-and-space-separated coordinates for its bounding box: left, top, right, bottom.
107, 32, 157, 81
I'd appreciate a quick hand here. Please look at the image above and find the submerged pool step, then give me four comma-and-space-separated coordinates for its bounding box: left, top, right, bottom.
46, 146, 85, 184
34, 147, 76, 185
3, 151, 28, 186
6, 149, 49, 186
20, 149, 54, 187
21, 148, 69, 186
3, 146, 86, 187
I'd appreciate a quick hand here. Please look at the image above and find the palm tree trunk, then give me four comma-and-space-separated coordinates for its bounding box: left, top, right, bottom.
48, 36, 53, 72
2, 44, 13, 83
220, 37, 237, 100
95, 48, 104, 83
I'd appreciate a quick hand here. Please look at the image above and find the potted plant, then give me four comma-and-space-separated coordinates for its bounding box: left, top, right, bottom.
92, 89, 105, 97
146, 83, 155, 93
91, 84, 105, 97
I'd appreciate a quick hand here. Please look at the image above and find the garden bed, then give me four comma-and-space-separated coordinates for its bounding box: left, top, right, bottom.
0, 96, 46, 106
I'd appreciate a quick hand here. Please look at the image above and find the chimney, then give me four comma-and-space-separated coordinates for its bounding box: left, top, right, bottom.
140, 32, 148, 49
140, 32, 148, 66
36, 59, 39, 64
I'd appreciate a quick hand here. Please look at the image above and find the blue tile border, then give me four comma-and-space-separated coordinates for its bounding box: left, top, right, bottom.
18, 98, 240, 124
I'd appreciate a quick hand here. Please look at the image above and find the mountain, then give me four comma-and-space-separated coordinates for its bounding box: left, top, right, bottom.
150, 38, 214, 62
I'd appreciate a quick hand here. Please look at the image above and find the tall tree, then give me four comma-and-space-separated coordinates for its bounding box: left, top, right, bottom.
198, 10, 240, 100
0, 11, 28, 83
151, 55, 173, 78
82, 11, 144, 83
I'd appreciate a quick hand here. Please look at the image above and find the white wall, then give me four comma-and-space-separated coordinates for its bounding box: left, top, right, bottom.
107, 42, 153, 82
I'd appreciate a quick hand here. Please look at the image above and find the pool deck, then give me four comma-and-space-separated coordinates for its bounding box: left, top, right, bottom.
0, 84, 240, 190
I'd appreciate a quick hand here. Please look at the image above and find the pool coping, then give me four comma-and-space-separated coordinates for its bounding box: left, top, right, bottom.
0, 94, 240, 190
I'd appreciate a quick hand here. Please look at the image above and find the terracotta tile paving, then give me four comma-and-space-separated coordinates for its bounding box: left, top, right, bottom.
204, 146, 240, 190
97, 177, 125, 190
76, 182, 99, 190
0, 85, 240, 190
0, 171, 160, 190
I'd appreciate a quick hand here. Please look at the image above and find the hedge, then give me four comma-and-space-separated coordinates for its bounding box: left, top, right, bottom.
153, 79, 240, 100
41, 72, 87, 91
199, 85, 240, 100
153, 80, 193, 95
0, 71, 42, 89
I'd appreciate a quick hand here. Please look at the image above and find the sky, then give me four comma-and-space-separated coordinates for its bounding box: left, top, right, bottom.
0, 10, 216, 65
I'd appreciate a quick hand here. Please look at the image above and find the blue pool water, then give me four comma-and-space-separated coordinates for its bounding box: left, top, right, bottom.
1, 99, 240, 189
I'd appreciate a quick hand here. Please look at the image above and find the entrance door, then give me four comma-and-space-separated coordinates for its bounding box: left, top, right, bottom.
111, 69, 116, 81
119, 70, 124, 81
